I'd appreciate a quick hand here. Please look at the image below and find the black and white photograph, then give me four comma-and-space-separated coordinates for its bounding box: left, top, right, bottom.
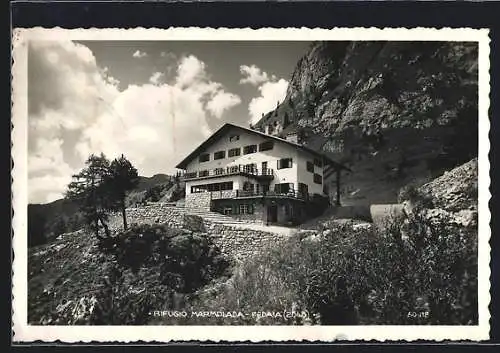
11, 27, 491, 342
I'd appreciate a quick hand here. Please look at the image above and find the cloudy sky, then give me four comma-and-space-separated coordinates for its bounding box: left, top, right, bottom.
28, 40, 311, 204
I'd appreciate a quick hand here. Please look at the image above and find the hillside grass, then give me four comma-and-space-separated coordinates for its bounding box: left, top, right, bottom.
178, 213, 477, 325
28, 224, 232, 325
29, 205, 477, 326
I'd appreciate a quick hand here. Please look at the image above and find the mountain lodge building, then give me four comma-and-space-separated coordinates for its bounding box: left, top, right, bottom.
175, 123, 349, 226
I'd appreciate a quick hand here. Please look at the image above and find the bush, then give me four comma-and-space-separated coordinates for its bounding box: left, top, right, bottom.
398, 183, 434, 209
90, 223, 232, 324
201, 213, 477, 325
108, 224, 231, 291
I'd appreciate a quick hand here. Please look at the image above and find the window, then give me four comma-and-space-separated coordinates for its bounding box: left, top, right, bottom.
259, 141, 274, 152
243, 163, 257, 174
228, 147, 241, 157
306, 161, 314, 173
184, 171, 197, 179
229, 135, 240, 142
313, 173, 322, 184
199, 170, 209, 177
243, 144, 257, 154
243, 181, 254, 192
199, 153, 209, 163
238, 204, 254, 215
214, 167, 224, 175
275, 183, 294, 194
277, 158, 293, 169
314, 157, 323, 168
214, 150, 226, 160
191, 181, 233, 193
228, 165, 240, 173
299, 183, 308, 194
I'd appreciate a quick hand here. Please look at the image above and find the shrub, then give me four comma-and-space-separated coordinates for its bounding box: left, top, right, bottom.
200, 213, 477, 325
90, 223, 232, 324
398, 183, 434, 209
109, 224, 231, 290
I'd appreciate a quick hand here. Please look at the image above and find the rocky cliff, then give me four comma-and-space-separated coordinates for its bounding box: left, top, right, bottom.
255, 41, 478, 205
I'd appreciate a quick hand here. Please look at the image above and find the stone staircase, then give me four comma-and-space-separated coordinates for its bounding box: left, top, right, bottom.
183, 207, 246, 225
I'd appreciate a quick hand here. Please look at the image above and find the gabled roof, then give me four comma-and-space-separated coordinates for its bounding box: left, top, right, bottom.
175, 123, 350, 171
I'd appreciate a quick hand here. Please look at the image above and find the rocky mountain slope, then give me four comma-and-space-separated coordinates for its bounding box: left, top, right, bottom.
255, 41, 478, 205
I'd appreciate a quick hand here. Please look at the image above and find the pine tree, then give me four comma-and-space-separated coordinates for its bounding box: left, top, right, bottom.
108, 154, 139, 230
66, 153, 113, 239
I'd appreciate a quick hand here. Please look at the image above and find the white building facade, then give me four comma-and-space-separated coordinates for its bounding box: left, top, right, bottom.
176, 123, 346, 225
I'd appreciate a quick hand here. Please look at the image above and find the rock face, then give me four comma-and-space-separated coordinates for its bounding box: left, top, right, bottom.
420, 157, 478, 213
255, 41, 478, 205
419, 158, 478, 229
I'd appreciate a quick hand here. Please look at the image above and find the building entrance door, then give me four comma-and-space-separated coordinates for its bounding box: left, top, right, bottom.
267, 204, 278, 224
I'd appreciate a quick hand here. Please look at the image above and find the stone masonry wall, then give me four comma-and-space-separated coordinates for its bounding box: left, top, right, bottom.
204, 223, 290, 261
185, 192, 212, 210
109, 202, 290, 262
109, 203, 186, 232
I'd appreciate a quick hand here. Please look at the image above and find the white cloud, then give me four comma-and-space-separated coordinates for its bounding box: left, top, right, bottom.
248, 79, 289, 124
240, 64, 289, 124
28, 41, 240, 204
132, 50, 148, 58
239, 64, 276, 86
149, 72, 164, 85
176, 55, 207, 88
28, 138, 74, 204
206, 91, 242, 119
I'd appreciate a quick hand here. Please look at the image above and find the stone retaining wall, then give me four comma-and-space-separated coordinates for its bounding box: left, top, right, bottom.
204, 223, 290, 261
109, 203, 292, 261
185, 192, 211, 210
109, 204, 186, 232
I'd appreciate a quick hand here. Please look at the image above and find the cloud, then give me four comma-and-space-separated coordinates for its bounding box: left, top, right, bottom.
240, 64, 289, 124
248, 79, 289, 125
160, 51, 175, 60
132, 50, 148, 58
206, 91, 242, 119
239, 64, 276, 86
149, 72, 164, 85
28, 42, 240, 204
176, 55, 207, 88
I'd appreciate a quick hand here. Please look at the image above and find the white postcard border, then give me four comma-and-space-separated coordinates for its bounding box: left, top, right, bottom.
11, 27, 491, 342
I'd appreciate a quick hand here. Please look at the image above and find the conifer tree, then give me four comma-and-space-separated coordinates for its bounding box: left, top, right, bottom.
108, 154, 139, 230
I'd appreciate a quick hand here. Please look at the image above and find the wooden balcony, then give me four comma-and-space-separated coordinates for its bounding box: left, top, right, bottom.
210, 189, 309, 201
182, 165, 274, 182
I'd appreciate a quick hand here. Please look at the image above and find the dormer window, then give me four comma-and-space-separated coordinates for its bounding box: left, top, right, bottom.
199, 153, 209, 163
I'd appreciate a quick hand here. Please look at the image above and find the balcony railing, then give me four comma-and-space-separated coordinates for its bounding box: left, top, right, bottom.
210, 189, 309, 201
182, 165, 274, 180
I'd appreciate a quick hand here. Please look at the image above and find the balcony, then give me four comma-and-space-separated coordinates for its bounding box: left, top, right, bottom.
210, 189, 309, 201
182, 165, 274, 182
